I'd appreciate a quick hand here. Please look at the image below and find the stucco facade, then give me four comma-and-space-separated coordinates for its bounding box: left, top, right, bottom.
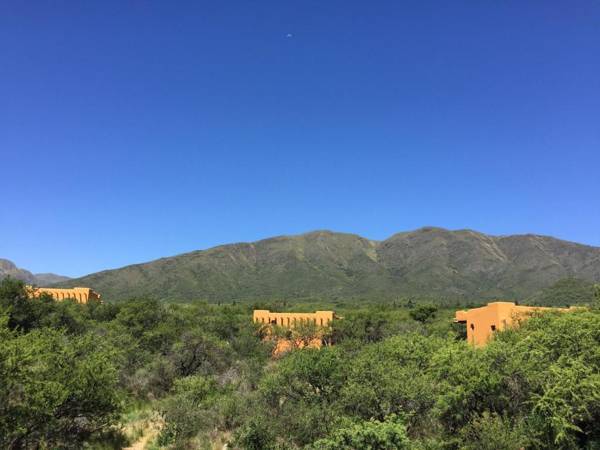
254, 310, 335, 357
455, 301, 570, 346
27, 286, 101, 304
253, 310, 335, 328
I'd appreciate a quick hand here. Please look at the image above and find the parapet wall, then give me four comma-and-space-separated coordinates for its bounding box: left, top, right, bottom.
253, 310, 334, 328
27, 286, 101, 304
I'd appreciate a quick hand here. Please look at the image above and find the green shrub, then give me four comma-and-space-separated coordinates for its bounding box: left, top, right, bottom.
307, 415, 410, 450
409, 305, 438, 324
157, 375, 221, 446
0, 316, 123, 448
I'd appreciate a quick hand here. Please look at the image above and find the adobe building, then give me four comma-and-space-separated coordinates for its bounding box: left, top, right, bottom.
455, 301, 571, 347
253, 310, 335, 328
253, 310, 336, 357
27, 286, 101, 304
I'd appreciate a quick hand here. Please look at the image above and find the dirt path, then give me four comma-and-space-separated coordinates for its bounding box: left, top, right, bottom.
123, 430, 154, 450
123, 415, 162, 450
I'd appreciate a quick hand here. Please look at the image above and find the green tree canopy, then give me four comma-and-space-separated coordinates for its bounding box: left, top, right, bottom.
0, 316, 122, 448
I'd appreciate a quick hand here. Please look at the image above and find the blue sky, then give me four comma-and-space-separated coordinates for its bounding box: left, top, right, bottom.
1, 1, 599, 277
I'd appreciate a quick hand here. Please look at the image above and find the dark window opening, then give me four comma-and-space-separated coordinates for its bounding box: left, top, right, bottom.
470, 323, 475, 330
491, 325, 496, 331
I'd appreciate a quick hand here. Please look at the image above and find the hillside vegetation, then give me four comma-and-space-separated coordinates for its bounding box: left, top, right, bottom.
2, 278, 600, 449
57, 228, 600, 302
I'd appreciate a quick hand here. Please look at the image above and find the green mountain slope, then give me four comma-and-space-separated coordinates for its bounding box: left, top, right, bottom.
56, 228, 600, 302
528, 278, 597, 306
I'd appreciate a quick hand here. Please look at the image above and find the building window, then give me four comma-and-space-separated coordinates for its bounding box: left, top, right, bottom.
470, 323, 475, 330
491, 325, 496, 331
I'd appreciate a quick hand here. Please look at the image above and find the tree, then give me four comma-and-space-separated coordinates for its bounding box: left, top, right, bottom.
458, 412, 530, 450
256, 348, 346, 446
169, 329, 231, 377
0, 278, 49, 332
0, 278, 88, 334
340, 334, 441, 428
409, 305, 438, 324
157, 375, 221, 446
307, 416, 410, 450
0, 317, 122, 448
331, 310, 400, 344
114, 298, 178, 352
232, 418, 277, 450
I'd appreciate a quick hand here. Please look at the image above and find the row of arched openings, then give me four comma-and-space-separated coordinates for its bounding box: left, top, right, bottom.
50, 291, 88, 303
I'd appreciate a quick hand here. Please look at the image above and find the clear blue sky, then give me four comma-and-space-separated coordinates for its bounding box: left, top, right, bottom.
1, 1, 599, 277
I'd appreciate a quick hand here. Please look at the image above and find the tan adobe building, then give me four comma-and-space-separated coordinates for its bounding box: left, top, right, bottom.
253, 310, 335, 328
254, 310, 336, 357
455, 301, 571, 347
27, 286, 101, 304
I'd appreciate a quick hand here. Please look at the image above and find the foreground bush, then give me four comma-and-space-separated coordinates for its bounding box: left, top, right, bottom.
0, 316, 122, 449
3, 278, 600, 448
307, 415, 410, 450
234, 309, 600, 449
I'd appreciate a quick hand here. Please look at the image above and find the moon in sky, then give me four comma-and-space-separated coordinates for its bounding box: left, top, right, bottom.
286, 33, 293, 38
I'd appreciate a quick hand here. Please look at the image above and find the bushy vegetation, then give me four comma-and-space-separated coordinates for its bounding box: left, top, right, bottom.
2, 277, 600, 449
0, 278, 269, 449
529, 278, 598, 306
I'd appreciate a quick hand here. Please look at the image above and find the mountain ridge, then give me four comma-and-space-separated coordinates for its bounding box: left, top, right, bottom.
0, 259, 70, 286
53, 227, 600, 302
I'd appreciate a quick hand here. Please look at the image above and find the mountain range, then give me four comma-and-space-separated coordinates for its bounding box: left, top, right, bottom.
49, 227, 600, 303
0, 259, 70, 286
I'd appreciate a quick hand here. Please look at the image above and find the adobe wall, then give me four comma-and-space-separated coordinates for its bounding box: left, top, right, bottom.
253, 310, 335, 328
28, 286, 101, 304
455, 302, 569, 346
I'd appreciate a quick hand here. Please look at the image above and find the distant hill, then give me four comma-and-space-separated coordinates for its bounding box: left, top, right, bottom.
0, 259, 70, 286
55, 227, 600, 303
33, 273, 72, 286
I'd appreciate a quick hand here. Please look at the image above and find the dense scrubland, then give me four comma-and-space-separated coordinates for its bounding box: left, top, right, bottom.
2, 278, 600, 449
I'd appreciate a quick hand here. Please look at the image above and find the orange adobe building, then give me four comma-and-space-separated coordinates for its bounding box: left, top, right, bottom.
253, 310, 335, 328
27, 286, 101, 304
253, 310, 335, 357
455, 301, 571, 346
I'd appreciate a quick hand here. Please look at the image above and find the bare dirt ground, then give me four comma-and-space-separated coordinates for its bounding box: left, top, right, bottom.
122, 413, 162, 450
